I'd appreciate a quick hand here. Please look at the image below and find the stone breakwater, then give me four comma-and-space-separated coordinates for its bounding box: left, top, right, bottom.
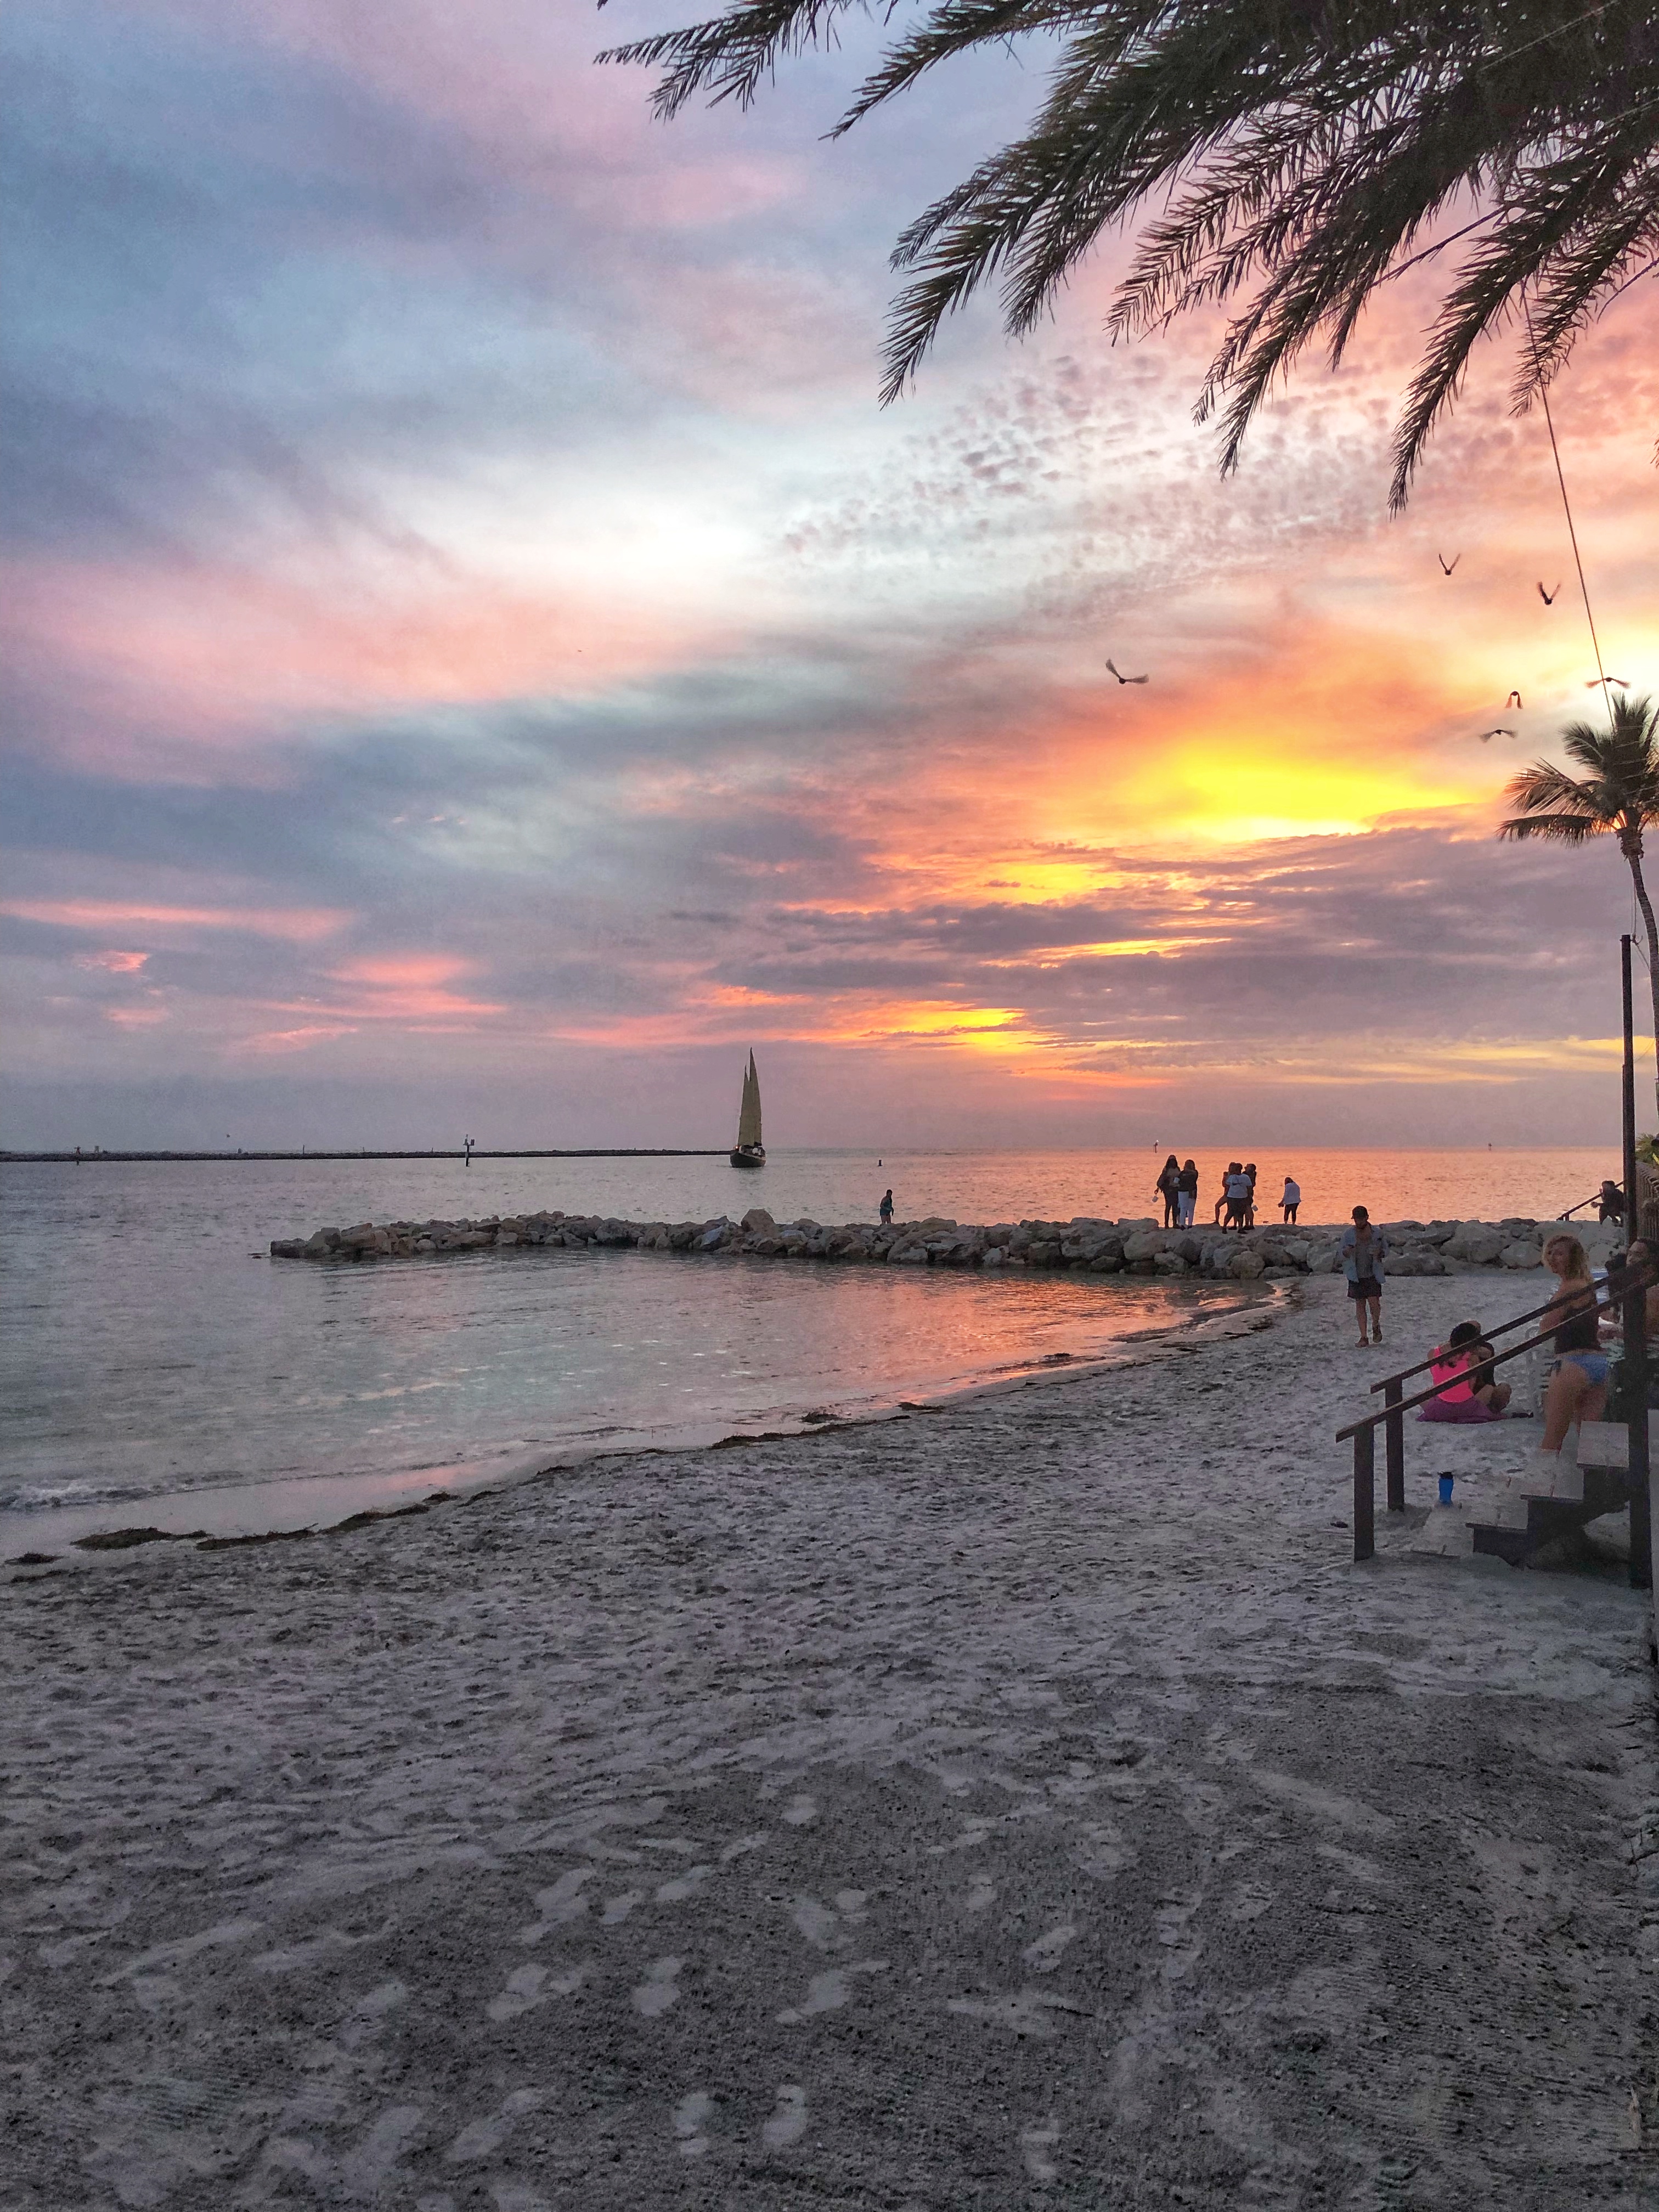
269, 1209, 1569, 1280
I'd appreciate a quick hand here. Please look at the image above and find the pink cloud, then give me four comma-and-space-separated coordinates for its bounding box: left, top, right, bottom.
71, 949, 150, 973
5, 899, 349, 941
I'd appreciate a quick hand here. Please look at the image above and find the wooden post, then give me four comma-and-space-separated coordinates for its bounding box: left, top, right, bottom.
1622, 938, 1654, 1597
1353, 1427, 1375, 1562
1384, 1378, 1405, 1513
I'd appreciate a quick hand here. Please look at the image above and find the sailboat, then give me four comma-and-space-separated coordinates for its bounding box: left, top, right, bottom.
730, 1049, 765, 1169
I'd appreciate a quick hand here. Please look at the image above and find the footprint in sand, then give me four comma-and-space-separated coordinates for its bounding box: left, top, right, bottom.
790, 1897, 844, 1952
518, 1869, 593, 1944
1020, 2117, 1060, 2182
762, 2085, 808, 2149
782, 1795, 818, 1826
963, 1878, 997, 1915
777, 1959, 889, 2023
487, 1962, 586, 2022
447, 2089, 542, 2165
602, 1891, 644, 1926
634, 1957, 682, 2017
672, 2090, 713, 2158
1227, 1879, 1274, 1922
1023, 1923, 1077, 1973
655, 1865, 714, 1904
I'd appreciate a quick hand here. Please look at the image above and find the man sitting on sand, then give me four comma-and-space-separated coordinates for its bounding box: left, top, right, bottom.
1419, 1321, 1511, 1423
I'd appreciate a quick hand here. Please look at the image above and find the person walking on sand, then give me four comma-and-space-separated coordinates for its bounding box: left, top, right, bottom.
879, 1189, 894, 1226
1340, 1205, 1387, 1345
1281, 1174, 1301, 1224
1176, 1158, 1199, 1228
1155, 1153, 1181, 1227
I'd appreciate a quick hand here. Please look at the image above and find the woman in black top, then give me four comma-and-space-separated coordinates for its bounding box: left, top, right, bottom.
1538, 1232, 1608, 1454
1155, 1153, 1181, 1228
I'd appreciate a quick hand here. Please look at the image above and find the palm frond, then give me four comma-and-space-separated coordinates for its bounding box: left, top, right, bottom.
607, 0, 1659, 491
1497, 811, 1604, 842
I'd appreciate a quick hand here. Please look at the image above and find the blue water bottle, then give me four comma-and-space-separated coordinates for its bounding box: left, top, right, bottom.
1437, 1474, 1454, 1505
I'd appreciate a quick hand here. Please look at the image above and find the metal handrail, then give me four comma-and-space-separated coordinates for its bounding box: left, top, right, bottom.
1559, 1188, 1622, 1222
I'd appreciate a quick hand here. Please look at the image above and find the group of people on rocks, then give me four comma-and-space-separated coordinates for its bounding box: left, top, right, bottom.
1155, 1156, 1300, 1232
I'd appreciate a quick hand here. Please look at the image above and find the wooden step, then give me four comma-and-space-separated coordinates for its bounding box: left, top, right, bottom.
1466, 1440, 1638, 1565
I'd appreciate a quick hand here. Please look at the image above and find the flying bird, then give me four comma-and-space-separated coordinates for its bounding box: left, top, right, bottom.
1478, 728, 1516, 743
1537, 581, 1561, 605
1585, 675, 1630, 688
1505, 690, 1523, 709
1105, 658, 1148, 685
1437, 552, 1461, 575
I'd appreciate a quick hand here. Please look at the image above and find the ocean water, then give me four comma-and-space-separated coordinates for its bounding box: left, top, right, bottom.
0, 1146, 1614, 1543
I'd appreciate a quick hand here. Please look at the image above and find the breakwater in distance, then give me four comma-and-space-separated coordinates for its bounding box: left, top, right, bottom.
3, 1147, 725, 1165
271, 1207, 1594, 1278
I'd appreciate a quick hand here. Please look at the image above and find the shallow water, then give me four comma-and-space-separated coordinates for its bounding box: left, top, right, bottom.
0, 1145, 1612, 1536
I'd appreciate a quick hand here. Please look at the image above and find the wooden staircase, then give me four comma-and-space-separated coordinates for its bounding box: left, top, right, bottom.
1467, 1422, 1637, 1565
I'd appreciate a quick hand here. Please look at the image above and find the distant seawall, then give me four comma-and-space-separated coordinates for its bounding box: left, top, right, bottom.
270, 1207, 1585, 1280
2, 1148, 725, 1165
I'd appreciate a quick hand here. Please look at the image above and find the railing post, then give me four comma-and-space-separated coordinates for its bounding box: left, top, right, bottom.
1353, 1426, 1375, 1562
1384, 1377, 1404, 1513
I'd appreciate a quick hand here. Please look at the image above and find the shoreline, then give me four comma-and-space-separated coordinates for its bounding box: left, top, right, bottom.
5, 1271, 1652, 2206
2, 1285, 1285, 1567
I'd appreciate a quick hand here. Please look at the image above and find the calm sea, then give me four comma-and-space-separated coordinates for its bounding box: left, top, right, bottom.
0, 1146, 1613, 1545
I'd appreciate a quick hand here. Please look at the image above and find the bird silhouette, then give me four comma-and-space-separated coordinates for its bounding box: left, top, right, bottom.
1537, 581, 1561, 605
1437, 552, 1461, 575
1105, 658, 1148, 685
1505, 690, 1523, 709
1478, 728, 1516, 742
1585, 675, 1630, 688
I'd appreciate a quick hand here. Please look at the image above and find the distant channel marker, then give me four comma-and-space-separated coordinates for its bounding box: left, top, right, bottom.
0, 1148, 730, 1164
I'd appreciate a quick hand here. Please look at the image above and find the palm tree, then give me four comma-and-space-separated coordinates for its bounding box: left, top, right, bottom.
600, 0, 1659, 505
1499, 693, 1659, 1114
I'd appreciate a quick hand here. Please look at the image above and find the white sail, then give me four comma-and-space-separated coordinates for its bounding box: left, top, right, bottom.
736, 1051, 763, 1149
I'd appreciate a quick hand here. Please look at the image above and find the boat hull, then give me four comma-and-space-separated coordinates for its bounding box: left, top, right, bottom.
730, 1146, 766, 1169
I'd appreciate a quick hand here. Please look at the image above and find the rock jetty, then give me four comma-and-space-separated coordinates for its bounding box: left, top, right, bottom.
269, 1210, 1576, 1280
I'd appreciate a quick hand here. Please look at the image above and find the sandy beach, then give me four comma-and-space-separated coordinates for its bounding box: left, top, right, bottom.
5, 1274, 1657, 2209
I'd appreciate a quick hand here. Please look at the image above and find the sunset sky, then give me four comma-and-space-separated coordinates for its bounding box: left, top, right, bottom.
4, 0, 1657, 1151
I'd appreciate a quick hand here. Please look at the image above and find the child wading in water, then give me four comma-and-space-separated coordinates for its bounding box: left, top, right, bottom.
1340, 1205, 1387, 1345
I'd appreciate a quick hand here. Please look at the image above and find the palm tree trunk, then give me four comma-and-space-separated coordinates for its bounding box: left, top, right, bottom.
1627, 850, 1659, 1126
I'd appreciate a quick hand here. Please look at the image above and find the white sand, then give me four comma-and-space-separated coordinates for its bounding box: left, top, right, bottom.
4, 1275, 1657, 2209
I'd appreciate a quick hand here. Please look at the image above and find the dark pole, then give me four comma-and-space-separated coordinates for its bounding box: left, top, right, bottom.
1620, 937, 1653, 1595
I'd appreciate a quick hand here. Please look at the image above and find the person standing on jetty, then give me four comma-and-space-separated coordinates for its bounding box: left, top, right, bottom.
1176, 1159, 1199, 1227
1281, 1174, 1301, 1224
1155, 1153, 1181, 1227
879, 1189, 894, 1225
1341, 1206, 1387, 1345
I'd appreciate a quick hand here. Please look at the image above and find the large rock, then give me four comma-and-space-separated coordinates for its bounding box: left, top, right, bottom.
741, 1208, 775, 1233
1499, 1240, 1542, 1269
1122, 1229, 1167, 1264
1445, 1223, 1504, 1265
